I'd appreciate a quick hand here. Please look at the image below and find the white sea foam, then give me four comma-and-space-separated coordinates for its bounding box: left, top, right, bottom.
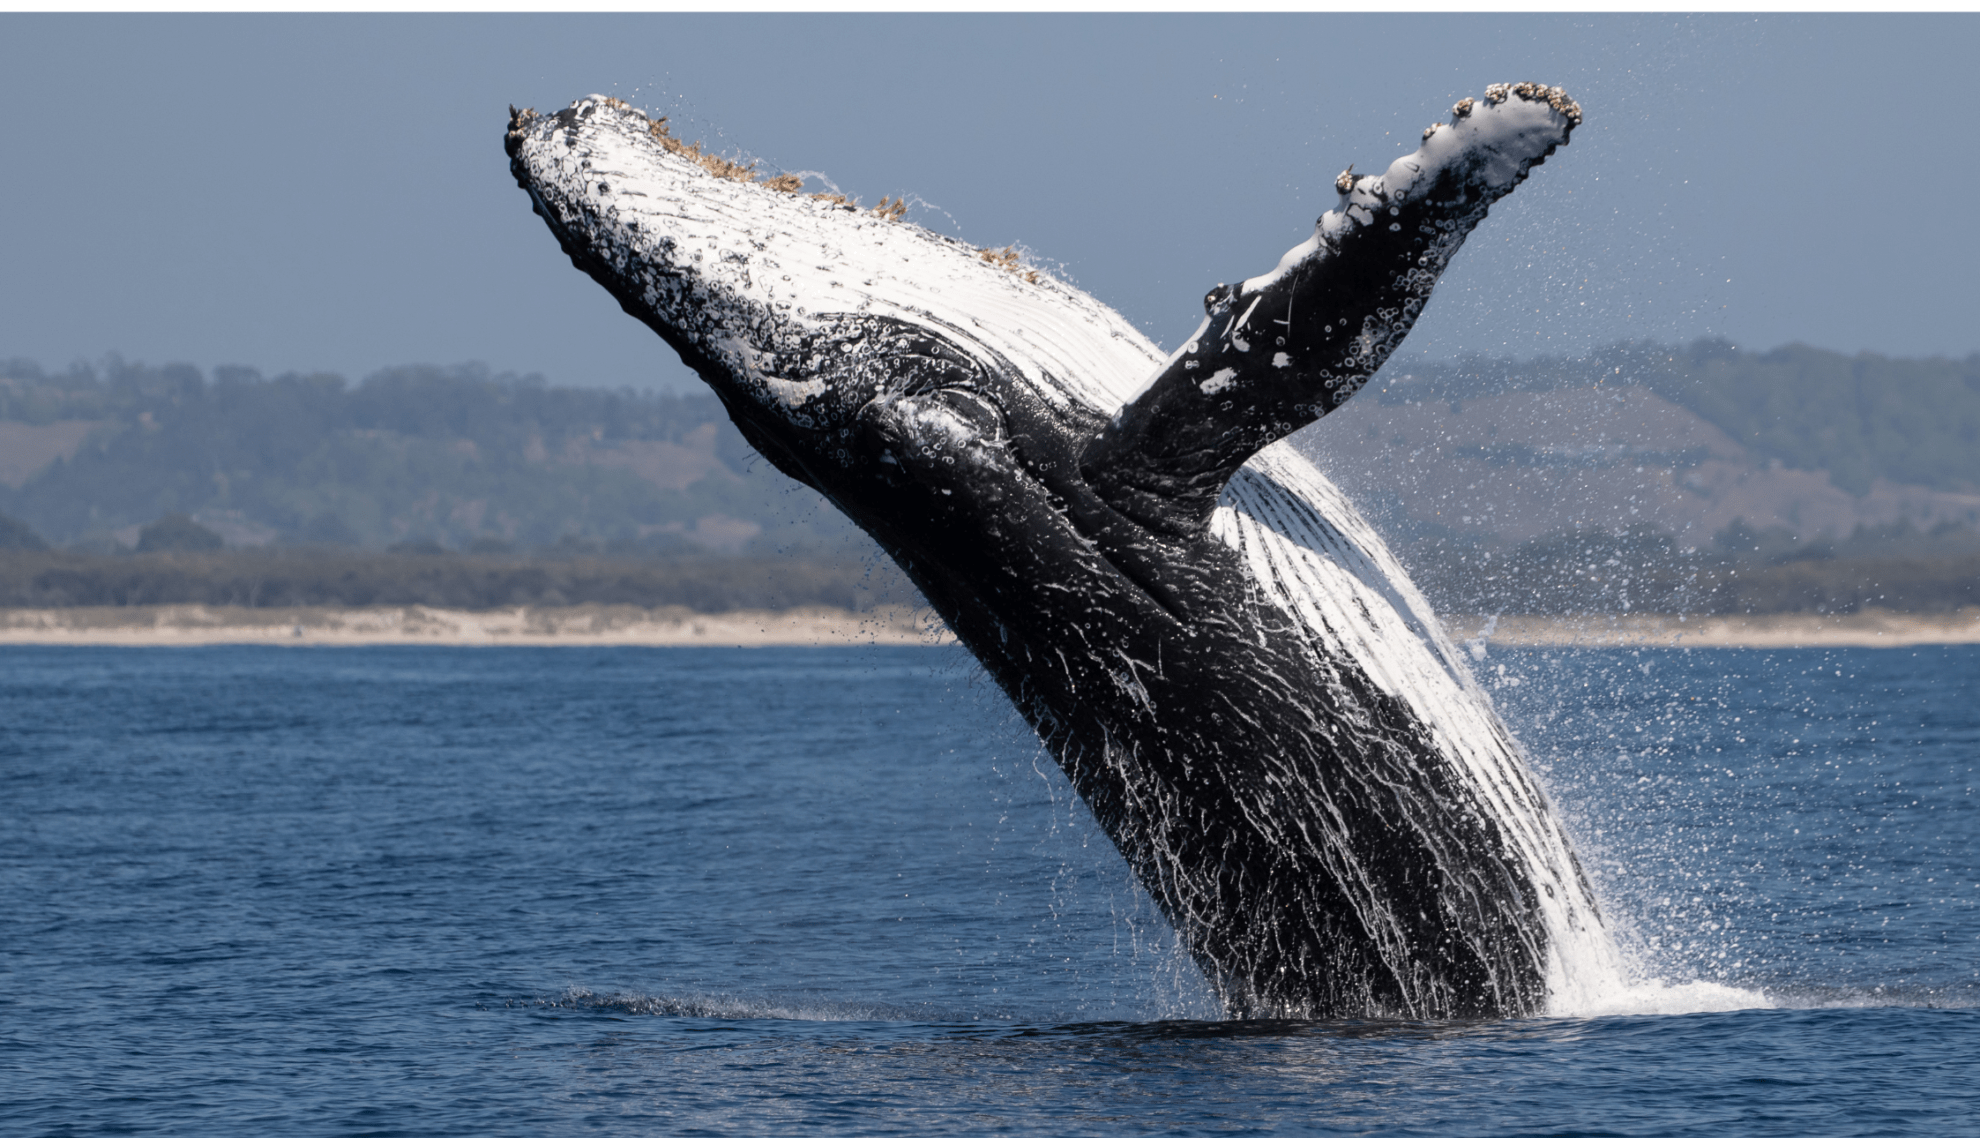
1547, 978, 1775, 1020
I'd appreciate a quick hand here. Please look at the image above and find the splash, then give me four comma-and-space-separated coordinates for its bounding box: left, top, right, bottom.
1548, 978, 1774, 1020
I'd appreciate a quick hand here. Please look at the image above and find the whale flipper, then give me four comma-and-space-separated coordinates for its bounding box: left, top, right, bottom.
506, 85, 1621, 1019
1082, 85, 1580, 535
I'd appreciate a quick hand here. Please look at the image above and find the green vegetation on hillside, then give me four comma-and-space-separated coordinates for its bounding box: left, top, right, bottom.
0, 512, 47, 551
0, 548, 907, 612
1646, 341, 1980, 495
1407, 519, 1980, 616
1385, 339, 1980, 495
0, 357, 858, 551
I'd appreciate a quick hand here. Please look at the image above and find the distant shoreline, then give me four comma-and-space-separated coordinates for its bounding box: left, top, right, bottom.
2, 604, 1977, 649
1442, 608, 1980, 649
0, 604, 951, 648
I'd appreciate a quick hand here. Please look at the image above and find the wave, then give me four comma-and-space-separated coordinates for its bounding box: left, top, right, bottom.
534, 985, 1019, 1024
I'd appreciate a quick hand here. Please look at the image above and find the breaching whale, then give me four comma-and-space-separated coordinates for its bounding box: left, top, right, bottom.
505, 84, 1624, 1019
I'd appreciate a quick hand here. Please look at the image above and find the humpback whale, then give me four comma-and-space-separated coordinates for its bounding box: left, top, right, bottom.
506, 84, 1624, 1019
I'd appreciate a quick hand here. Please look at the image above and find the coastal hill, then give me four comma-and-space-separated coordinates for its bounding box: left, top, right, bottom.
2, 341, 1976, 615
1308, 339, 1980, 547
1304, 339, 1980, 614
0, 359, 856, 554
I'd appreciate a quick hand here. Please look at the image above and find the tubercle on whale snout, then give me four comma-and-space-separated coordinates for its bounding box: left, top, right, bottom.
506, 86, 1610, 1020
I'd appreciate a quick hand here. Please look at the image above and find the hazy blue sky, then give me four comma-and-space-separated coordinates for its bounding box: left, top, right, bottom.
2, 14, 1974, 390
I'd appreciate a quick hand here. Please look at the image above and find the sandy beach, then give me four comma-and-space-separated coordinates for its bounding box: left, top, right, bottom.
1443, 607, 1980, 650
1, 604, 1977, 648
0, 604, 953, 648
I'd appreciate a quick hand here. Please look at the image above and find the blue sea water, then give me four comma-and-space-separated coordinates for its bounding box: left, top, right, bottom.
2, 642, 1975, 1135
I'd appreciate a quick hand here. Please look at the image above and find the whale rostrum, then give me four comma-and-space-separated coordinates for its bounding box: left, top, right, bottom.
506, 83, 1626, 1019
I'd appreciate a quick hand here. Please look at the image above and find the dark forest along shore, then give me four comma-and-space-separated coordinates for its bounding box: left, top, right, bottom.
3, 645, 1976, 1134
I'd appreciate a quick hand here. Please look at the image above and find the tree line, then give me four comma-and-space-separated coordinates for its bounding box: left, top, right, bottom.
0, 546, 909, 613
0, 356, 858, 552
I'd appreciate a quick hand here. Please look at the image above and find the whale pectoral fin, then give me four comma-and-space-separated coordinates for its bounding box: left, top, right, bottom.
1081, 83, 1581, 537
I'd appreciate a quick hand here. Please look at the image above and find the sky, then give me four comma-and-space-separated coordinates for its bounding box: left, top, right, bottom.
2, 13, 1975, 391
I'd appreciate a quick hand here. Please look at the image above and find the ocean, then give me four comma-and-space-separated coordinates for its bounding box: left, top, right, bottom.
3, 642, 1975, 1135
